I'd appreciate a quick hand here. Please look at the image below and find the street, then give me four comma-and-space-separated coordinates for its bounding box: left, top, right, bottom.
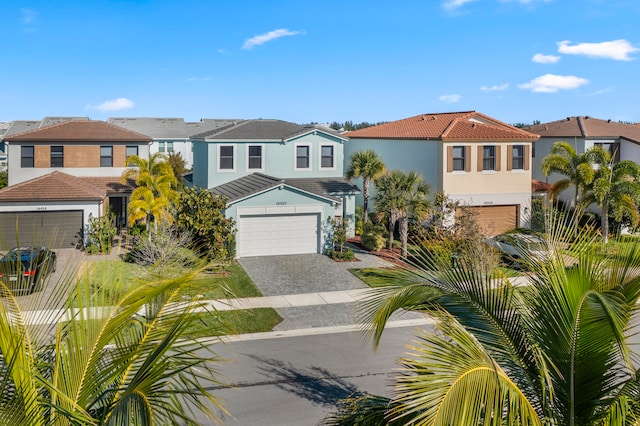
199, 324, 433, 425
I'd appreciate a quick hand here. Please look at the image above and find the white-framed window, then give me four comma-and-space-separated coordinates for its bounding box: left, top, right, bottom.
294, 143, 311, 170
452, 146, 466, 171
247, 144, 264, 171
511, 145, 525, 170
482, 145, 495, 171
319, 143, 336, 169
218, 145, 236, 172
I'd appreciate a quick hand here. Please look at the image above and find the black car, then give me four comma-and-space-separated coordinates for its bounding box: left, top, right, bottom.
0, 247, 57, 294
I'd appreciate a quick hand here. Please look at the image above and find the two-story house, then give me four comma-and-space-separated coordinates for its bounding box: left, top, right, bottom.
108, 117, 238, 169
344, 111, 540, 236
191, 119, 359, 257
527, 116, 640, 207
0, 119, 151, 249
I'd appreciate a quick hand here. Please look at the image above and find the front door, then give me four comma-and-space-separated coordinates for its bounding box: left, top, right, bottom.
109, 196, 127, 229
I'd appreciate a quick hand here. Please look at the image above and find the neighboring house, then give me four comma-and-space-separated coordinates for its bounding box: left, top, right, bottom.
527, 116, 640, 204
191, 119, 359, 258
0, 120, 152, 249
344, 111, 540, 236
0, 122, 10, 172
108, 117, 238, 169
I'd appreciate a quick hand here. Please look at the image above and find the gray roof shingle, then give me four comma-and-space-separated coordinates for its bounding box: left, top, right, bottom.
108, 117, 242, 138
191, 119, 345, 141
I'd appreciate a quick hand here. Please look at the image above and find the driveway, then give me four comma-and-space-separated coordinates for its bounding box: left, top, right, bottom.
238, 253, 388, 296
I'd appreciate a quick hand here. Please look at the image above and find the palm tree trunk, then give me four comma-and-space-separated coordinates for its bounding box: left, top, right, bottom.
362, 177, 370, 223
388, 212, 397, 250
399, 216, 409, 259
602, 198, 609, 244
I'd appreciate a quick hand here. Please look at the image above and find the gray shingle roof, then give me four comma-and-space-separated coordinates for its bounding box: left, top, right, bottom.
191, 119, 346, 141
209, 173, 360, 204
108, 117, 241, 138
2, 117, 89, 138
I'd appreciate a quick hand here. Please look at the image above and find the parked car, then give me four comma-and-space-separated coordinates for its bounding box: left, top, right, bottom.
483, 232, 550, 268
0, 247, 57, 295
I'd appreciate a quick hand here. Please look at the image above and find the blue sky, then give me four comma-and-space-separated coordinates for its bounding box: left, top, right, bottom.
3, 0, 640, 125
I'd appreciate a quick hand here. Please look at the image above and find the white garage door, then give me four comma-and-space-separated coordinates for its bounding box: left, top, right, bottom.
238, 214, 320, 257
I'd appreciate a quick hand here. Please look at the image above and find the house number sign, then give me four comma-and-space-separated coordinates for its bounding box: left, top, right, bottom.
276, 202, 287, 206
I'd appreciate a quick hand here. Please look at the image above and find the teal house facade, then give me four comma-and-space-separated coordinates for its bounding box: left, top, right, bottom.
191, 120, 359, 257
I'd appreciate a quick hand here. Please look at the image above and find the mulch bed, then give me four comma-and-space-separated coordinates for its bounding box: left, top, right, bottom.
347, 236, 408, 268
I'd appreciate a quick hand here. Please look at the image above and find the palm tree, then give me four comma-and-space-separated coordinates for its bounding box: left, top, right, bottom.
540, 141, 596, 208
583, 147, 640, 243
326, 212, 640, 425
374, 170, 430, 258
122, 153, 179, 239
0, 248, 227, 425
345, 150, 386, 224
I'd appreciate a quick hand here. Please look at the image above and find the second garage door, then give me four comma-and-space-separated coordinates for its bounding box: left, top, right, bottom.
456, 205, 518, 236
0, 210, 83, 250
237, 213, 320, 257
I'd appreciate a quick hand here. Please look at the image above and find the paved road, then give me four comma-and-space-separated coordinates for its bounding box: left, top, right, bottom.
194, 323, 432, 425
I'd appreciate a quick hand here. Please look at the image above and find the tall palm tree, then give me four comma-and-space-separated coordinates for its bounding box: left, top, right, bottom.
345, 150, 386, 224
374, 170, 430, 257
122, 153, 179, 238
583, 148, 640, 243
326, 212, 640, 425
0, 249, 227, 425
540, 141, 597, 208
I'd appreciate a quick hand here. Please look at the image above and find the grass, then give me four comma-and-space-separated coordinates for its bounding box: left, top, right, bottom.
81, 259, 282, 336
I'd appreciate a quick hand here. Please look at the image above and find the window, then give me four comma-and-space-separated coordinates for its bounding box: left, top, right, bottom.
126, 146, 138, 166
100, 146, 113, 167
320, 145, 334, 168
482, 146, 495, 171
159, 141, 173, 153
219, 145, 234, 170
296, 145, 310, 169
21, 146, 34, 168
512, 145, 524, 170
248, 145, 262, 170
166, 141, 174, 153
50, 146, 64, 167
452, 146, 466, 171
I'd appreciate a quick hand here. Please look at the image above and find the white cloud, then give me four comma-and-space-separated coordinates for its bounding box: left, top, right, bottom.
242, 28, 302, 50
557, 39, 639, 61
532, 53, 560, 64
519, 74, 588, 93
480, 83, 509, 92
442, 0, 477, 10
89, 98, 135, 112
20, 8, 37, 24
438, 94, 462, 103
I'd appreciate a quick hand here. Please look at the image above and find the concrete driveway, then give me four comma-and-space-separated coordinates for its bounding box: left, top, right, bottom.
238, 253, 385, 296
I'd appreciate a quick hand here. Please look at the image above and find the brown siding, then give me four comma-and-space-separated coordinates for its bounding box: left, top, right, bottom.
495, 146, 501, 171
447, 146, 453, 172
66, 146, 100, 167
465, 146, 471, 172
477, 146, 483, 171
506, 145, 513, 171
34, 146, 49, 168
113, 145, 126, 167
524, 145, 530, 170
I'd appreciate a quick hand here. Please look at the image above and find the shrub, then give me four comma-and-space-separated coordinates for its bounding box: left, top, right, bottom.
328, 247, 355, 261
85, 210, 118, 254
361, 222, 386, 251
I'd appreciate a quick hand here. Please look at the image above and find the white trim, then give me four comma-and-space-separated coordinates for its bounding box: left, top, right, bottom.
237, 205, 324, 216
294, 142, 312, 171
284, 128, 348, 143
318, 142, 337, 170
217, 144, 236, 173
245, 144, 265, 172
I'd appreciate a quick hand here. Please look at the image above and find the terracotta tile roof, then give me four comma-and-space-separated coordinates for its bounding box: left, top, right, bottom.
82, 177, 136, 194
0, 171, 107, 202
527, 116, 640, 143
4, 120, 152, 142
345, 111, 539, 141
532, 179, 552, 193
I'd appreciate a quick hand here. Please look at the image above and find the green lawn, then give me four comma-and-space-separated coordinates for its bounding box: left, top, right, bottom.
81, 260, 282, 336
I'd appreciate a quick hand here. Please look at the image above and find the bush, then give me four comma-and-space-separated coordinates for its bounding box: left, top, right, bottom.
361, 222, 386, 251
328, 247, 355, 261
85, 210, 118, 254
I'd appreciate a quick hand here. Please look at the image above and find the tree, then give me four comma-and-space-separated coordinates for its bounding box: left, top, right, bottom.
122, 153, 179, 240
540, 141, 597, 208
167, 152, 188, 183
374, 170, 430, 258
325, 213, 640, 425
176, 187, 236, 260
345, 150, 386, 224
0, 247, 228, 424
583, 147, 640, 243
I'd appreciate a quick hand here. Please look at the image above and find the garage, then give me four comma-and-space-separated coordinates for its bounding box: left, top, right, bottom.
237, 213, 320, 257
0, 210, 83, 250
456, 205, 518, 236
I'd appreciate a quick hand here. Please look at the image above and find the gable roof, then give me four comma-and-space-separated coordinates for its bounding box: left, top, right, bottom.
345, 111, 539, 142
4, 120, 152, 142
2, 117, 89, 139
191, 119, 346, 141
210, 173, 359, 204
108, 117, 240, 139
0, 171, 107, 202
526, 116, 640, 143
